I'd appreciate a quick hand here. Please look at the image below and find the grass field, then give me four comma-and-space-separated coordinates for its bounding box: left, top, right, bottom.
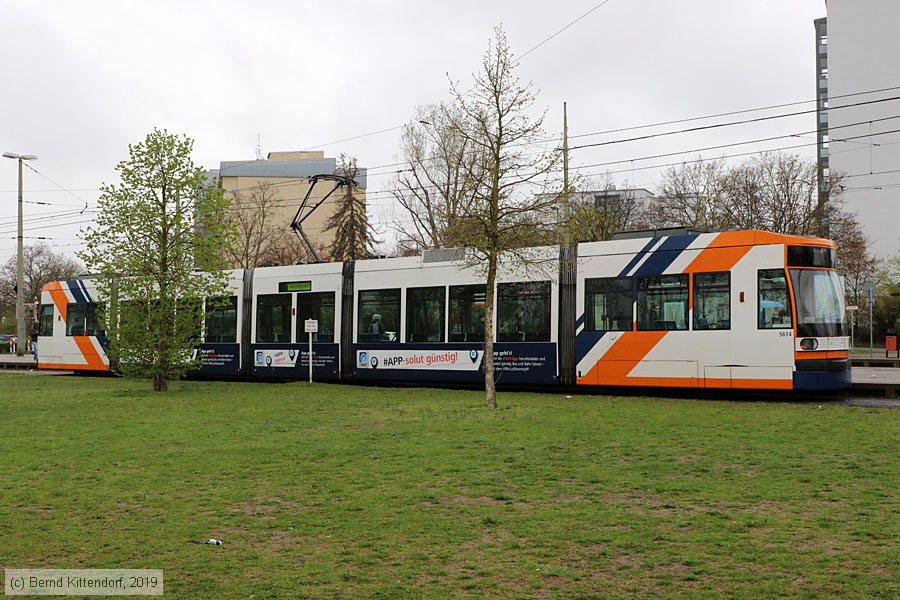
0, 374, 897, 599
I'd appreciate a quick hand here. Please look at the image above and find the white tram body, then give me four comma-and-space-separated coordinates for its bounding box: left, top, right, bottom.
37, 230, 850, 392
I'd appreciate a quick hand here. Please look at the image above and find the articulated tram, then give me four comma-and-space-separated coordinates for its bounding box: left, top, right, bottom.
37, 229, 851, 391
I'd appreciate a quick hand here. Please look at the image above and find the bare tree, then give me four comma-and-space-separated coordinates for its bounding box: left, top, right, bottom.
0, 244, 82, 313
262, 230, 318, 266
654, 152, 847, 238
568, 174, 650, 242
831, 209, 878, 340
224, 182, 306, 268
324, 155, 378, 262
445, 27, 560, 408
652, 158, 728, 229
390, 104, 475, 252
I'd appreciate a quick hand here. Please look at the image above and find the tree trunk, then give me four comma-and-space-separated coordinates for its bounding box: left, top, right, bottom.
152, 373, 167, 392
483, 252, 498, 409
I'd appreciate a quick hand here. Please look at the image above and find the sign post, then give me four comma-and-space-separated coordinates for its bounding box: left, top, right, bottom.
304, 319, 318, 384
863, 282, 876, 357
847, 305, 859, 350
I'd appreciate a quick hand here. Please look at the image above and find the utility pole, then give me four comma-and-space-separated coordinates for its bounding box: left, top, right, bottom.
562, 102, 570, 243
3, 152, 37, 357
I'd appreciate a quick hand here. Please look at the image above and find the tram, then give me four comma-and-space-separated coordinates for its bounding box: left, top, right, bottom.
36, 229, 850, 391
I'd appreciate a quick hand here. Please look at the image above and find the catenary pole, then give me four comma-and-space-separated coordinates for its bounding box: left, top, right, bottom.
3, 153, 37, 356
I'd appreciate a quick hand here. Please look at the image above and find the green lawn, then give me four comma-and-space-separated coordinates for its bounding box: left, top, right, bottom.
0, 375, 897, 599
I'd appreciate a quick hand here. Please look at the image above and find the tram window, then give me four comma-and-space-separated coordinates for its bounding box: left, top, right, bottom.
66, 303, 101, 336
637, 275, 689, 331
358, 289, 400, 343
296, 292, 335, 343
39, 304, 54, 336
693, 272, 731, 330
449, 284, 487, 342
787, 245, 835, 268
585, 278, 632, 331
758, 269, 792, 329
498, 281, 551, 342
205, 296, 238, 343
406, 286, 445, 342
256, 294, 292, 343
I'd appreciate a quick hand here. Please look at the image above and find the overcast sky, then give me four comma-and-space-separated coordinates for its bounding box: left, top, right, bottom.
0, 0, 831, 265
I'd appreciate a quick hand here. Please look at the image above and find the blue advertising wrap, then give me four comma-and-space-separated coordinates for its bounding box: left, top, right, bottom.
194, 343, 241, 375
353, 342, 558, 385
251, 343, 340, 379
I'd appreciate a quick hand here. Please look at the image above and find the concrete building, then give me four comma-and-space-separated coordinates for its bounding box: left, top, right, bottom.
209, 151, 368, 263
818, 2, 900, 258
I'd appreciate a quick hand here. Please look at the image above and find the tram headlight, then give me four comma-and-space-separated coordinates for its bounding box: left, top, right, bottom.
799, 338, 818, 351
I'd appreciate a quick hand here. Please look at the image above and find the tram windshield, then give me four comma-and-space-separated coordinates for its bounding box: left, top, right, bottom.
789, 269, 846, 337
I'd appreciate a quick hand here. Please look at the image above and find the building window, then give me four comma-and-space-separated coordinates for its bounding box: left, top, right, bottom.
256, 294, 292, 343
406, 286, 445, 342
296, 292, 335, 343
498, 282, 551, 342
449, 284, 486, 342
758, 269, 792, 329
39, 304, 54, 337
693, 272, 730, 330
205, 296, 238, 343
585, 277, 632, 332
66, 303, 101, 336
358, 289, 400, 343
637, 275, 689, 331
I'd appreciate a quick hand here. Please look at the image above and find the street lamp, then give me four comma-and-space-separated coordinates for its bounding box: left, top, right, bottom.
3, 152, 38, 357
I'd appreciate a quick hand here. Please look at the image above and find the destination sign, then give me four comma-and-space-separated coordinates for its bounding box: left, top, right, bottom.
278, 281, 312, 293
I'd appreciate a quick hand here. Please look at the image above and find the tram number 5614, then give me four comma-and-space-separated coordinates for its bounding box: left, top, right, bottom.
779, 331, 793, 337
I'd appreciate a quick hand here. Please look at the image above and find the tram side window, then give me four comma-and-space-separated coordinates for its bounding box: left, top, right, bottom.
758, 269, 792, 329
66, 303, 101, 336
256, 294, 292, 343
358, 289, 400, 343
296, 292, 335, 343
637, 275, 689, 331
585, 277, 632, 331
498, 281, 551, 342
406, 286, 445, 342
693, 272, 731, 330
449, 284, 487, 342
39, 304, 54, 336
205, 296, 238, 343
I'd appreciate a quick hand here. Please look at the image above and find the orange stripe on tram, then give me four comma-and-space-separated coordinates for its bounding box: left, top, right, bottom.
45, 281, 70, 322
579, 331, 668, 386
73, 336, 108, 371
683, 231, 754, 274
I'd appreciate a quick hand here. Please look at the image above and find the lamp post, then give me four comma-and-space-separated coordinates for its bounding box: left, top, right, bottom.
3, 152, 38, 357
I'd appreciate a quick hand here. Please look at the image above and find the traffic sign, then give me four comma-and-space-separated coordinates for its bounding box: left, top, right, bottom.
846, 305, 859, 311
304, 319, 318, 333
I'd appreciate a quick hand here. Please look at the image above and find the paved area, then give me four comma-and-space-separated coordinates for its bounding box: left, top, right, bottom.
0, 354, 37, 367
852, 367, 900, 385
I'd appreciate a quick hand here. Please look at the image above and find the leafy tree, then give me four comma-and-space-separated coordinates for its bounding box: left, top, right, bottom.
444, 27, 560, 408
80, 129, 235, 391
324, 155, 378, 261
874, 254, 900, 339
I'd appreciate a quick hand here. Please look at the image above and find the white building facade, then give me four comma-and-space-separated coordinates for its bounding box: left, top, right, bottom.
823, 1, 900, 258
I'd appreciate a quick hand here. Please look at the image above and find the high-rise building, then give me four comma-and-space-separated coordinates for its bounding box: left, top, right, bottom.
814, 17, 828, 205
818, 2, 900, 258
